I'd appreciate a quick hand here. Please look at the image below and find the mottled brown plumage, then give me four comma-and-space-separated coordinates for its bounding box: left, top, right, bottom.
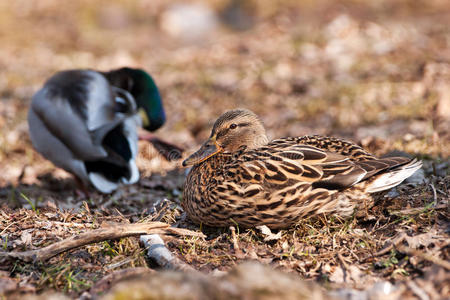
182, 109, 422, 229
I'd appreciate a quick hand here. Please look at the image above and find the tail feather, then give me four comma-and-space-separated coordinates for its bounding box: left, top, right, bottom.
365, 158, 423, 193
85, 117, 139, 193
88, 172, 118, 194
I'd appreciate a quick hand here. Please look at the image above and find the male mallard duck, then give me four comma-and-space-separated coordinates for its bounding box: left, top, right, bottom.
182, 109, 422, 229
28, 68, 171, 194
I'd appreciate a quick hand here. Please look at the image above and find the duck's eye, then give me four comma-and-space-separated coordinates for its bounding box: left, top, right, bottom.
229, 123, 237, 129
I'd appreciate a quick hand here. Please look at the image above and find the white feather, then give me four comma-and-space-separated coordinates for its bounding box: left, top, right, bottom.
366, 159, 423, 193
123, 159, 139, 184
89, 173, 118, 194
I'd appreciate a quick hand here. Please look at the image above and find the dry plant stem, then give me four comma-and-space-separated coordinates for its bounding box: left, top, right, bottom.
33, 221, 91, 229
374, 232, 407, 257
140, 234, 195, 272
393, 204, 447, 215
337, 252, 351, 283
398, 245, 450, 270
230, 226, 240, 251
2, 222, 201, 263
337, 252, 350, 270
429, 183, 437, 205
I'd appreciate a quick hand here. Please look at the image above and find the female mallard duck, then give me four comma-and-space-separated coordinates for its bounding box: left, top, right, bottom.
182, 109, 422, 229
28, 68, 172, 194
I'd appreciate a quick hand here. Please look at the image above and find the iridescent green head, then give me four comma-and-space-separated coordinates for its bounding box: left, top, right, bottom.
104, 67, 166, 132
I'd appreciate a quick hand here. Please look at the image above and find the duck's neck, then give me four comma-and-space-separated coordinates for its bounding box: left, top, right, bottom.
249, 134, 269, 149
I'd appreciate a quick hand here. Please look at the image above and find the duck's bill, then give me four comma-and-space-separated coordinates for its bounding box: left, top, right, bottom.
182, 139, 222, 167
138, 108, 150, 128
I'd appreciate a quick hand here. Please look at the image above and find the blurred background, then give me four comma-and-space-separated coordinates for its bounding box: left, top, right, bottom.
0, 0, 449, 187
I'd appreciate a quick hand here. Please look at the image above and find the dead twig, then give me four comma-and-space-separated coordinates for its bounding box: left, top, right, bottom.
362, 232, 407, 262
374, 232, 407, 257
337, 252, 350, 270
165, 227, 205, 238
1, 222, 202, 262
33, 221, 93, 229
392, 204, 447, 215
337, 252, 350, 283
398, 245, 450, 271
105, 257, 136, 270
140, 234, 195, 272
0, 221, 20, 235
429, 183, 437, 206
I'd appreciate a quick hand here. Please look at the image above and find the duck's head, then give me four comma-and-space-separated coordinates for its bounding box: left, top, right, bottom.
104, 68, 166, 132
183, 109, 268, 167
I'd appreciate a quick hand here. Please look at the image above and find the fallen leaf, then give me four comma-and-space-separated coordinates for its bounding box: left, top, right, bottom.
405, 228, 442, 249
256, 225, 282, 242
20, 231, 32, 246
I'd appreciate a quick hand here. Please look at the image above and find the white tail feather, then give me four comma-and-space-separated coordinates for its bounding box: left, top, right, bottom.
122, 159, 139, 184
89, 173, 118, 194
366, 158, 423, 193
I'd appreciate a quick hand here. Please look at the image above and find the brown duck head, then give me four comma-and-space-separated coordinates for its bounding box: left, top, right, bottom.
182, 109, 269, 167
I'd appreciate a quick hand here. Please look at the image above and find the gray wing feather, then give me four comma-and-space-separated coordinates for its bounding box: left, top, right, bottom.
28, 107, 89, 181
29, 70, 135, 161
30, 87, 108, 160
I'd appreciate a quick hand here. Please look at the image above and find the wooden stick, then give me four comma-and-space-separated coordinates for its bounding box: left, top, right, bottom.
1, 222, 202, 263
140, 234, 195, 272
138, 227, 205, 238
